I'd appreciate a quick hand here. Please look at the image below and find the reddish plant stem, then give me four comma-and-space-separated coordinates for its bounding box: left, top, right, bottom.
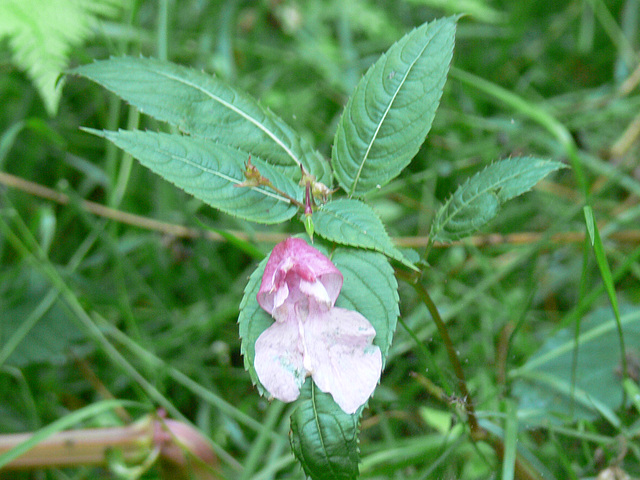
399, 270, 484, 439
0, 420, 154, 469
398, 270, 542, 480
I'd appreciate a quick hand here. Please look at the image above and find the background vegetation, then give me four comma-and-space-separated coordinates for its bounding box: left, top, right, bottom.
1, 0, 639, 479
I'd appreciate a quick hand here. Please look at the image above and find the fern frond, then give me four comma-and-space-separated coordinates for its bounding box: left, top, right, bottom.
0, 0, 127, 115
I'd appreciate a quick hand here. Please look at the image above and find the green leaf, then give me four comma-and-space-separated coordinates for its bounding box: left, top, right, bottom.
72, 56, 331, 184
430, 157, 565, 242
290, 380, 359, 480
0, 0, 126, 115
88, 129, 301, 224
238, 254, 272, 391
583, 206, 626, 380
312, 199, 417, 270
510, 305, 640, 425
332, 16, 456, 197
0, 271, 84, 367
239, 244, 399, 388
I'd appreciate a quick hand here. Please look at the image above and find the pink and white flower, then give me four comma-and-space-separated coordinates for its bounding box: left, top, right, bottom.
254, 237, 382, 414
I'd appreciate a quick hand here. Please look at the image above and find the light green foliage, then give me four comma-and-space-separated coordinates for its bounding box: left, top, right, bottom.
0, 0, 126, 115
4, 1, 640, 479
404, 0, 506, 23
290, 381, 359, 480
430, 157, 566, 242
312, 199, 416, 270
90, 129, 302, 224
73, 57, 332, 185
332, 16, 456, 197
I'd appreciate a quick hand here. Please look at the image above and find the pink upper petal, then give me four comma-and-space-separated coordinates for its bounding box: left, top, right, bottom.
304, 307, 382, 414
254, 319, 307, 403
257, 238, 342, 315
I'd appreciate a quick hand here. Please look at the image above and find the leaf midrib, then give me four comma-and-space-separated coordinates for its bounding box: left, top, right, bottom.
150, 66, 303, 170
160, 148, 291, 204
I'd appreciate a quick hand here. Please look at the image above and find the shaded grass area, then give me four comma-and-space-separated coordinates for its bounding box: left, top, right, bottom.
1, 0, 640, 479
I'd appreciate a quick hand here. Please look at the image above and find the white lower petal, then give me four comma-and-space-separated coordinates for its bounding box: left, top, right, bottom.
254, 320, 307, 403
304, 308, 382, 414
299, 279, 332, 308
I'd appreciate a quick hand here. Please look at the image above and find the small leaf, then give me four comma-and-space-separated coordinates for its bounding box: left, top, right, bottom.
312, 199, 417, 270
430, 157, 565, 242
89, 129, 301, 224
290, 380, 359, 480
332, 16, 456, 197
72, 57, 331, 184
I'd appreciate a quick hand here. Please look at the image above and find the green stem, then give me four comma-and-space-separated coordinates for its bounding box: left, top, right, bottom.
400, 273, 483, 439
397, 271, 543, 480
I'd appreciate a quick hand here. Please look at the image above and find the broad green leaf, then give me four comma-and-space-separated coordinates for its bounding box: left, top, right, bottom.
0, 0, 126, 115
312, 199, 417, 270
290, 380, 359, 480
0, 271, 84, 367
332, 16, 456, 197
430, 157, 565, 242
239, 244, 399, 388
72, 57, 331, 184
510, 305, 640, 425
89, 129, 301, 224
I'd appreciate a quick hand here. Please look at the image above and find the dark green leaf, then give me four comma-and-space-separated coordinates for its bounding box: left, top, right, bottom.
290, 380, 359, 480
313, 199, 416, 270
73, 57, 331, 184
332, 17, 456, 196
88, 129, 301, 224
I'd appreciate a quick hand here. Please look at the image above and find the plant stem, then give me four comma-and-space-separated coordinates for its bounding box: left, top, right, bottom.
0, 419, 154, 469
399, 271, 483, 439
397, 271, 543, 480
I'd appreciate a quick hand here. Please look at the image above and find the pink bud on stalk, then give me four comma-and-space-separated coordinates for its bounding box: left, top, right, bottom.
254, 238, 382, 414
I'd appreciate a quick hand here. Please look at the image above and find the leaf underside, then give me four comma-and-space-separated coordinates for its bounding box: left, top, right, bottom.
430, 157, 566, 242
332, 16, 457, 197
72, 56, 331, 184
91, 129, 301, 224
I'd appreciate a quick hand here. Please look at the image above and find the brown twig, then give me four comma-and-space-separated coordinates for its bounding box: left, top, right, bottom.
3, 172, 640, 249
